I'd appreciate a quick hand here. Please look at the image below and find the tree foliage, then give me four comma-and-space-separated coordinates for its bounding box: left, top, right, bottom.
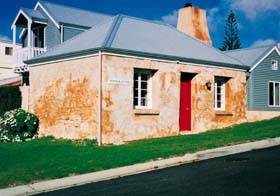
220, 11, 241, 51
0, 86, 21, 116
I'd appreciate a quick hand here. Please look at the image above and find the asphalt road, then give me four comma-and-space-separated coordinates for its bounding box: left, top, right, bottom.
38, 146, 280, 196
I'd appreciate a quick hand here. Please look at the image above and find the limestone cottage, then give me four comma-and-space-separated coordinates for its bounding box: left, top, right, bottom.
13, 1, 250, 144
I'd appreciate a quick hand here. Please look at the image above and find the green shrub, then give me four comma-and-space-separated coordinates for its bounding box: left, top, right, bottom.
0, 86, 21, 116
0, 109, 39, 142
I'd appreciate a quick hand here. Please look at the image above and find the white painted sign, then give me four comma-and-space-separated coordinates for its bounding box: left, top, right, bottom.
108, 79, 130, 86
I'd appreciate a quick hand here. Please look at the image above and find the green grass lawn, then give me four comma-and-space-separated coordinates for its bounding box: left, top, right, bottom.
1, 117, 280, 188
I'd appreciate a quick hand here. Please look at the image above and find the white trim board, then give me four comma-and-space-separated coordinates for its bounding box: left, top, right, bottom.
34, 2, 60, 28
250, 46, 280, 72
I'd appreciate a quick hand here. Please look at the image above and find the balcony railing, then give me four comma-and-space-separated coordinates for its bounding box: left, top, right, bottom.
13, 47, 46, 73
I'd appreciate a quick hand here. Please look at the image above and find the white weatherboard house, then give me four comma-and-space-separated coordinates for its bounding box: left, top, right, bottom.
0, 39, 21, 86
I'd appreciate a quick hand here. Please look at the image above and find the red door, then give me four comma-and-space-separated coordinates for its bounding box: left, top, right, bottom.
180, 74, 192, 131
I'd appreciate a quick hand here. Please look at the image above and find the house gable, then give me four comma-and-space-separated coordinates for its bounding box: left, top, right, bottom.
250, 49, 280, 111
250, 46, 280, 72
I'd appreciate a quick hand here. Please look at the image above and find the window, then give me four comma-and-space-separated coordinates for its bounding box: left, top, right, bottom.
272, 60, 278, 70
5, 47, 13, 55
33, 27, 45, 48
269, 81, 280, 107
214, 77, 226, 110
133, 69, 152, 109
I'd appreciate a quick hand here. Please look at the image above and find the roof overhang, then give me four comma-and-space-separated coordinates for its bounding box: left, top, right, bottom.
25, 47, 250, 71
249, 46, 280, 72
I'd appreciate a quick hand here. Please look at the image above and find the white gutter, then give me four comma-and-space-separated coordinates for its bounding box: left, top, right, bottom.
98, 51, 103, 145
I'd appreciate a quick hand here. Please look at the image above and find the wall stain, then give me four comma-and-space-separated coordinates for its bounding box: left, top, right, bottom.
34, 73, 98, 139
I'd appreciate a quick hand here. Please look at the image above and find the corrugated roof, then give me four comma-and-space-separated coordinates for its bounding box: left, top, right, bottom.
21, 8, 47, 22
224, 45, 275, 67
39, 0, 113, 27
28, 15, 246, 69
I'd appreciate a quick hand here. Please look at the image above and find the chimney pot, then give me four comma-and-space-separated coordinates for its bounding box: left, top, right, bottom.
184, 3, 193, 8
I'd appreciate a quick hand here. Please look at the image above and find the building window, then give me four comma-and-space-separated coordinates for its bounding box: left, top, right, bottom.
133, 69, 152, 109
214, 77, 226, 110
272, 60, 278, 70
5, 47, 13, 56
269, 81, 280, 107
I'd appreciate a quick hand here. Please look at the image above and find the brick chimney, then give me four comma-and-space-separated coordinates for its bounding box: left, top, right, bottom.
177, 3, 212, 46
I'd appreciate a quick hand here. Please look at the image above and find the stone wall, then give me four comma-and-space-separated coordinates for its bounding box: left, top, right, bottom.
28, 54, 248, 144
101, 54, 247, 144
29, 56, 100, 140
247, 111, 280, 122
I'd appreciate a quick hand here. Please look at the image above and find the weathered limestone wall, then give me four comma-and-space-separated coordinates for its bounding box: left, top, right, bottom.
247, 111, 280, 122
101, 55, 247, 144
29, 56, 100, 139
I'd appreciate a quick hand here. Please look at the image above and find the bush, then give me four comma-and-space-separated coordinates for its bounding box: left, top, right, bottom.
0, 109, 39, 142
0, 86, 21, 116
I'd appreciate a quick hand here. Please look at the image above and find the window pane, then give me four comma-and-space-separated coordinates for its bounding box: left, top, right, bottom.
269, 82, 274, 106
134, 98, 138, 107
134, 81, 138, 88
217, 101, 221, 108
217, 86, 221, 94
5, 47, 13, 55
276, 83, 279, 106
141, 98, 147, 106
141, 74, 148, 81
134, 73, 138, 80
141, 81, 147, 90
141, 90, 148, 98
217, 94, 221, 102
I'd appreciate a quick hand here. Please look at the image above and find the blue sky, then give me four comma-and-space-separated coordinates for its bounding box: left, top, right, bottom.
0, 0, 279, 48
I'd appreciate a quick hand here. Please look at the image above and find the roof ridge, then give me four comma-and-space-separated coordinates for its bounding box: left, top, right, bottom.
39, 0, 113, 17
102, 15, 123, 47
224, 44, 276, 53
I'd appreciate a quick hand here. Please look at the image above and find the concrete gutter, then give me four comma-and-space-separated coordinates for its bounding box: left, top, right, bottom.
1, 137, 280, 196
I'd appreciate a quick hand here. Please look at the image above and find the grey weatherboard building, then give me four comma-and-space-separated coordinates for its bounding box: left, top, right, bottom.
226, 44, 280, 111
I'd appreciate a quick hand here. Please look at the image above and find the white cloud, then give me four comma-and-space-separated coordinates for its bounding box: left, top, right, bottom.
251, 39, 276, 47
160, 10, 178, 26
0, 34, 10, 41
207, 7, 220, 32
231, 0, 280, 20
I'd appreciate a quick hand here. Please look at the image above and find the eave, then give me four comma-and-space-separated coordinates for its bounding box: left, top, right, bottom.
25, 47, 249, 71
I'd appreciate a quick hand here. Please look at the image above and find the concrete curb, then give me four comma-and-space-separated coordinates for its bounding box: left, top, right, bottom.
1, 137, 280, 196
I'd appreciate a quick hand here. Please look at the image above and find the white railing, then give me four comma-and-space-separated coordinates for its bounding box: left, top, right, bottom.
13, 47, 46, 73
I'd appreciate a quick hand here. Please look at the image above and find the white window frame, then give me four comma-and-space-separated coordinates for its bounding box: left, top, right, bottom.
268, 81, 280, 107
133, 69, 152, 109
271, 60, 278, 71
214, 77, 226, 111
